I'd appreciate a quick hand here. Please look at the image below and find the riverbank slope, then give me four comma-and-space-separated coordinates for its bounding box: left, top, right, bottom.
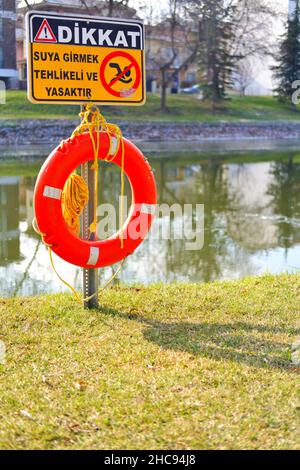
2, 119, 300, 145
1, 92, 300, 145
0, 274, 299, 449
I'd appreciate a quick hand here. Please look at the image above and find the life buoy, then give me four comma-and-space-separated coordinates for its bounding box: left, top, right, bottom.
33, 131, 157, 268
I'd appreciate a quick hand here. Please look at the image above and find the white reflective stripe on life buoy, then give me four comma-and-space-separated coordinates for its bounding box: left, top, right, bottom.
140, 203, 156, 215
43, 186, 62, 200
109, 136, 119, 156
87, 246, 100, 266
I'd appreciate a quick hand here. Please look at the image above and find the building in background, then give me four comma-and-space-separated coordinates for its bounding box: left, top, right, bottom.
16, 0, 136, 86
0, 0, 18, 88
145, 22, 198, 94
16, 0, 197, 94
17, 0, 136, 17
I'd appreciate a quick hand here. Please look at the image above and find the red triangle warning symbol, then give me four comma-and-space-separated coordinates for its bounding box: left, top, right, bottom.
34, 19, 57, 43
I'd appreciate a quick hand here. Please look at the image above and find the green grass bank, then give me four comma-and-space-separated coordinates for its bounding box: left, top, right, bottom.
0, 274, 299, 450
2, 90, 300, 122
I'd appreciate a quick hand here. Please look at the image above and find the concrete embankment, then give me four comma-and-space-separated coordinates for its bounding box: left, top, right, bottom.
1, 119, 300, 146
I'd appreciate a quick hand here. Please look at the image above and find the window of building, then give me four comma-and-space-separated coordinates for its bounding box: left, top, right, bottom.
163, 47, 179, 64
187, 72, 197, 84
22, 63, 27, 80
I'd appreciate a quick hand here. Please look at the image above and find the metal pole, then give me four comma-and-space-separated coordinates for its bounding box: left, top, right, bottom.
81, 105, 99, 309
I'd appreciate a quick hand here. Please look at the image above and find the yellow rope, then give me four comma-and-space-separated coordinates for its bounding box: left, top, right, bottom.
49, 247, 82, 302
34, 104, 126, 302
66, 104, 125, 244
48, 247, 125, 304
61, 173, 89, 235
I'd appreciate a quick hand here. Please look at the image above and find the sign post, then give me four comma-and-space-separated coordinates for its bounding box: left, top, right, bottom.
26, 11, 145, 309
81, 147, 99, 309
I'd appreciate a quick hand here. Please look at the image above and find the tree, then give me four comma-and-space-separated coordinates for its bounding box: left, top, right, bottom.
272, 0, 300, 106
267, 156, 300, 250
106, 0, 130, 17
20, 0, 134, 17
198, 1, 238, 108
75, 0, 134, 18
144, 0, 200, 112
234, 58, 254, 96
232, 0, 277, 59
184, 0, 276, 110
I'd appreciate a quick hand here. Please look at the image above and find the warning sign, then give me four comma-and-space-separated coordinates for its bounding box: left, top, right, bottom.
26, 11, 145, 105
34, 19, 57, 43
100, 51, 141, 98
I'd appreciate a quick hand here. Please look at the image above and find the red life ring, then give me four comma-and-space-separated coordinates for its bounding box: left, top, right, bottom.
33, 131, 157, 268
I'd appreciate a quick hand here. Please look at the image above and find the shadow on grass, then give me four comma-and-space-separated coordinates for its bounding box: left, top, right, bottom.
100, 306, 299, 371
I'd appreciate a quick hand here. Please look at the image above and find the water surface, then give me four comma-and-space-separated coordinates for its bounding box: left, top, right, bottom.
0, 147, 299, 297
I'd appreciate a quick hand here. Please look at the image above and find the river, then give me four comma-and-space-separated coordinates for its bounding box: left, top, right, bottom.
0, 143, 299, 297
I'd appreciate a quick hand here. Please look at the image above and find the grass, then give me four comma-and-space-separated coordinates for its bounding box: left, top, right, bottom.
1, 90, 300, 122
0, 274, 299, 450
0, 161, 42, 176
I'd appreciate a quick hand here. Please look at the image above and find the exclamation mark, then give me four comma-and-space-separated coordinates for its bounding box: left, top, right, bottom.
44, 26, 48, 39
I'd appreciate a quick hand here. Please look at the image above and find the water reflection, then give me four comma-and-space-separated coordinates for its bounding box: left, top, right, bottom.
0, 151, 300, 297
0, 177, 20, 265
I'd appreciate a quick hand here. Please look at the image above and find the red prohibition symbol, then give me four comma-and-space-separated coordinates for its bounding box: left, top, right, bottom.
100, 51, 141, 98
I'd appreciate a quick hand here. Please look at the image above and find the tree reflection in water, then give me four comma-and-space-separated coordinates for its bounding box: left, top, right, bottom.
267, 156, 300, 251
0, 150, 299, 296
